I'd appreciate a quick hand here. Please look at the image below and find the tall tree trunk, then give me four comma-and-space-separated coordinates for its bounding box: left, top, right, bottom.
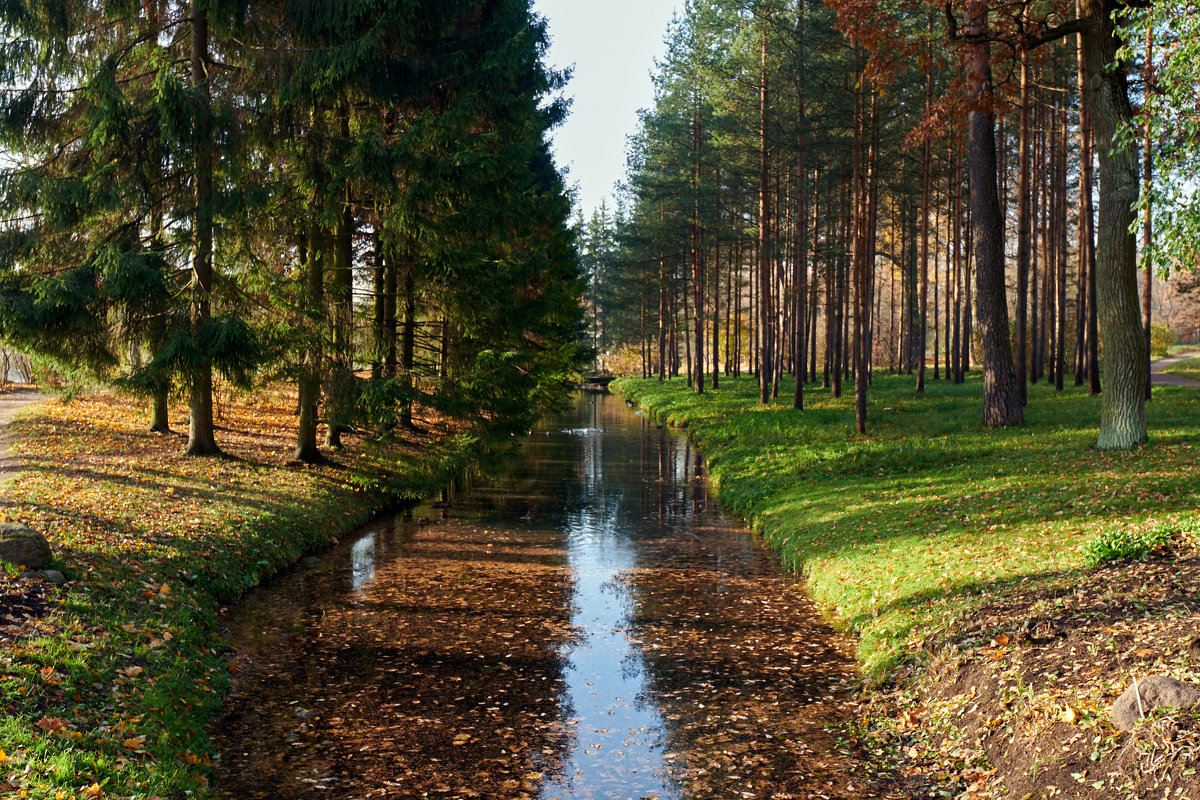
1079, 0, 1147, 448
658, 254, 667, 382
399, 266, 418, 431
962, 192, 974, 379
186, 0, 220, 457
295, 226, 326, 464
758, 30, 773, 404
382, 255, 397, 378
1142, 24, 1154, 401
1015, 46, 1031, 406
683, 268, 693, 385
1077, 9, 1101, 396
712, 233, 721, 388
1075, 73, 1090, 388
1056, 108, 1068, 392
1045, 98, 1058, 386
325, 189, 354, 449
1085, 124, 1100, 395
1051, 104, 1070, 393
853, 71, 868, 434
1031, 86, 1042, 383
794, 4, 808, 409
691, 90, 705, 395
952, 144, 963, 384
149, 385, 171, 434
933, 177, 941, 381
945, 145, 953, 380
917, 67, 932, 391
371, 229, 384, 380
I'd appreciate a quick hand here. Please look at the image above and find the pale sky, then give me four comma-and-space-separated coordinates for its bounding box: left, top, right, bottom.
534, 0, 683, 218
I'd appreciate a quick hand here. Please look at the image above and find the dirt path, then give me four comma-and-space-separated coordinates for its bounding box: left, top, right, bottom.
1151, 351, 1200, 387
0, 387, 45, 488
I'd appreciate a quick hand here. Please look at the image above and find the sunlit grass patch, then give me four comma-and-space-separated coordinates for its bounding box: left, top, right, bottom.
0, 388, 482, 799
615, 374, 1200, 680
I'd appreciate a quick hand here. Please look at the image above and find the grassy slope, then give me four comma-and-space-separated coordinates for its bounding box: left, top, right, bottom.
615, 374, 1200, 680
0, 390, 485, 800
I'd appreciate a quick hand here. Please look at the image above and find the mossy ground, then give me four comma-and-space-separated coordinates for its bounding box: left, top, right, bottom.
0, 388, 485, 799
614, 374, 1200, 681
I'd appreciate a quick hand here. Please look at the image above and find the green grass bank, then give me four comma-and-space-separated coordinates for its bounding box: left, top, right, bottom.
0, 390, 492, 800
614, 374, 1200, 680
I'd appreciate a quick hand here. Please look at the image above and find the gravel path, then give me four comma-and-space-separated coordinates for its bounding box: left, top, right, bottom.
0, 388, 45, 487
1151, 352, 1200, 388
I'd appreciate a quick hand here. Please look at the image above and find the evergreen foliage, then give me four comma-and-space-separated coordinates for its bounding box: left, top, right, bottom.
0, 0, 587, 454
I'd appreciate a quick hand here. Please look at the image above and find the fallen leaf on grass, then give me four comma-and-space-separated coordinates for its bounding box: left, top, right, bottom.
36, 717, 67, 732
122, 736, 146, 750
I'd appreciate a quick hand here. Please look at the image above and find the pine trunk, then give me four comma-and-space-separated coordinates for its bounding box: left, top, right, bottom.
295, 227, 326, 464
758, 33, 773, 404
186, 0, 220, 457
1015, 47, 1031, 406
1142, 25, 1154, 401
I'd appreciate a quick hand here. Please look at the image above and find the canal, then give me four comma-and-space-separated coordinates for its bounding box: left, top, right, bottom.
214, 392, 877, 799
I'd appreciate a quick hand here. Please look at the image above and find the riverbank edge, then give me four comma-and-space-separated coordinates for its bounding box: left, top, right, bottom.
0, 393, 505, 799
612, 377, 1200, 800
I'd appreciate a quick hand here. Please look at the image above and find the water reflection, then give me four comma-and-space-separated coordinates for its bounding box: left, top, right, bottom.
539, 409, 679, 800
215, 393, 867, 800
348, 530, 377, 593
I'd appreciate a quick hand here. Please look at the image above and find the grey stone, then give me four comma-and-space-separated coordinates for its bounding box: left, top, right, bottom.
0, 524, 50, 570
39, 570, 66, 585
301, 557, 321, 567
1110, 675, 1200, 730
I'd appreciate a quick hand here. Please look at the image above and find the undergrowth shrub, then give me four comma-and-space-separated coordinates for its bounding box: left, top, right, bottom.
1085, 520, 1195, 564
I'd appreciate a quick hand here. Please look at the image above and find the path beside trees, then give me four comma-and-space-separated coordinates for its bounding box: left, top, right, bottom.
1151, 351, 1200, 387
0, 387, 43, 488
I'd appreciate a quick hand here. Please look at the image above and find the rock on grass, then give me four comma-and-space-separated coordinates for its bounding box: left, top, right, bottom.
0, 523, 50, 570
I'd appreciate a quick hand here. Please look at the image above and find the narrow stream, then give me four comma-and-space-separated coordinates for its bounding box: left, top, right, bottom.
214, 393, 874, 799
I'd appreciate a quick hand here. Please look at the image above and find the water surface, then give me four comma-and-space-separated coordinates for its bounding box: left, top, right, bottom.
215, 393, 873, 799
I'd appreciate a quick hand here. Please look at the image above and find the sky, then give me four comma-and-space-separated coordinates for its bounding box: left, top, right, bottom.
534, 0, 683, 219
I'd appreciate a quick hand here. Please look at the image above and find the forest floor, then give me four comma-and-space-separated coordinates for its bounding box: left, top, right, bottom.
616, 374, 1200, 800
0, 387, 485, 800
